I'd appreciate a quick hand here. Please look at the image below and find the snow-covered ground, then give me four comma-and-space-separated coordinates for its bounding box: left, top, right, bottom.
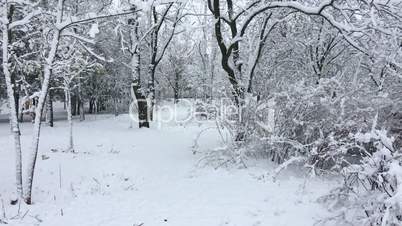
0, 104, 338, 226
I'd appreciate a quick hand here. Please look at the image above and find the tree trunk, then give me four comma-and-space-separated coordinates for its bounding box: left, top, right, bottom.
210, 0, 248, 141
65, 88, 74, 152
13, 83, 20, 120
79, 100, 85, 121
173, 71, 179, 104
96, 100, 101, 113
77, 95, 80, 115
147, 67, 156, 121
1, 14, 23, 200
18, 99, 23, 122
131, 54, 150, 128
46, 91, 54, 127
71, 94, 77, 116
113, 98, 119, 116
130, 17, 150, 128
24, 25, 60, 204
94, 100, 97, 115
133, 85, 150, 128
78, 84, 85, 121
174, 89, 179, 104
89, 98, 94, 114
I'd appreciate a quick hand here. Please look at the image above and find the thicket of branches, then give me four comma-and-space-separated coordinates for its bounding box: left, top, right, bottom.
1, 0, 401, 224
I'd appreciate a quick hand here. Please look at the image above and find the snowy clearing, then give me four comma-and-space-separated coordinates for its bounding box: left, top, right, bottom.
0, 115, 336, 226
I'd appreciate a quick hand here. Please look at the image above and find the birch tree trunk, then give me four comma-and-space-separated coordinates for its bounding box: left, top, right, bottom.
24, 26, 61, 205
1, 6, 23, 199
45, 91, 54, 127
65, 88, 74, 152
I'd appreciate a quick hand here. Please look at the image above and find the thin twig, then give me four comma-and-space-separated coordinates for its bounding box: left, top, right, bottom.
1, 199, 6, 219
59, 164, 62, 189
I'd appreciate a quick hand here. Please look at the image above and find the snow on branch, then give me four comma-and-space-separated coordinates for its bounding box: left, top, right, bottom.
78, 40, 113, 63
239, 0, 336, 37
61, 31, 95, 45
8, 0, 40, 6
272, 156, 307, 181
9, 9, 41, 29
219, 0, 401, 59
56, 9, 141, 32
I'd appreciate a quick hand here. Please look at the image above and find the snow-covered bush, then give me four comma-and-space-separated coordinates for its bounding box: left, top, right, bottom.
230, 75, 399, 171
321, 129, 402, 226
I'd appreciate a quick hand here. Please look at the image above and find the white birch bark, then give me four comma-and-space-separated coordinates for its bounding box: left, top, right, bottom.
65, 88, 74, 152
1, 3, 23, 199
